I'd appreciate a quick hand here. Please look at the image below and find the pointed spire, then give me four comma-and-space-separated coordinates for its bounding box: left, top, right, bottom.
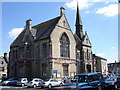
76, 2, 82, 26
75, 1, 83, 40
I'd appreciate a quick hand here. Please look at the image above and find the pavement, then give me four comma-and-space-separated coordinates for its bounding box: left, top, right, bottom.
0, 86, 74, 90
1, 85, 120, 90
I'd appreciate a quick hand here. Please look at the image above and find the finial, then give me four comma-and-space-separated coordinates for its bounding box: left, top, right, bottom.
60, 7, 65, 16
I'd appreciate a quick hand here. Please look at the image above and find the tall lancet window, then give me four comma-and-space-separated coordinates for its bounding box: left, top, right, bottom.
60, 33, 70, 58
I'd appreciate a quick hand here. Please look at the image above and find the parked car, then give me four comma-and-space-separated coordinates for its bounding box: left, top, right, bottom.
42, 79, 64, 88
26, 78, 44, 88
103, 75, 109, 80
64, 83, 99, 90
116, 77, 120, 88
17, 78, 28, 86
71, 72, 108, 90
2, 78, 18, 86
107, 73, 115, 77
105, 76, 120, 89
0, 78, 2, 82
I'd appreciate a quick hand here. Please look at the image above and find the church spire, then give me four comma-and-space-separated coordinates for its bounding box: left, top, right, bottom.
75, 2, 83, 40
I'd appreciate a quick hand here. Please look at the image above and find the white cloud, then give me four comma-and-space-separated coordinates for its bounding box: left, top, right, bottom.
65, 0, 118, 10
8, 28, 23, 39
96, 53, 105, 57
96, 4, 118, 17
85, 11, 90, 13
111, 46, 116, 49
66, 0, 92, 10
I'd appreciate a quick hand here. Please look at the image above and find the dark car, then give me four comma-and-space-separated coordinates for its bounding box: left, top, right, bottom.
105, 76, 120, 89
8, 79, 18, 86
70, 72, 108, 90
2, 78, 18, 86
116, 77, 120, 88
63, 83, 99, 90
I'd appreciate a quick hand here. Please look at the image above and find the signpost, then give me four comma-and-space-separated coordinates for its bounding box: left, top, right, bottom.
53, 70, 58, 78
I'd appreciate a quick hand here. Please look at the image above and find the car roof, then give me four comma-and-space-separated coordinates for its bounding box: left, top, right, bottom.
77, 72, 102, 76
110, 76, 119, 78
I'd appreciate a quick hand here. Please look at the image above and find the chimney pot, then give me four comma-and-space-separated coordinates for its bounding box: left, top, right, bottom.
26, 19, 32, 30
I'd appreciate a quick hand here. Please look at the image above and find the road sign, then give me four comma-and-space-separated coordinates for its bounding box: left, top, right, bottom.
53, 70, 58, 73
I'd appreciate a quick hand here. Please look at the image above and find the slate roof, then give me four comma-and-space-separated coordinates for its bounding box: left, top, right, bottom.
10, 16, 61, 47
93, 55, 107, 61
74, 34, 82, 46
33, 16, 61, 41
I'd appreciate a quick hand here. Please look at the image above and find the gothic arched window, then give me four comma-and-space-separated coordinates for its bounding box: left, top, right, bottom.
60, 33, 70, 58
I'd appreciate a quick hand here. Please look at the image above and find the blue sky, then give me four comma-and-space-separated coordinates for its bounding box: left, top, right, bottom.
1, 0, 118, 63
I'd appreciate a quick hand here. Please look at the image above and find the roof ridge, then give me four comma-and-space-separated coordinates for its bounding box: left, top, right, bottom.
32, 16, 61, 28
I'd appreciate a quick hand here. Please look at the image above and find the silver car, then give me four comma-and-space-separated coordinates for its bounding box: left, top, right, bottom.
17, 78, 28, 86
26, 78, 44, 88
42, 79, 64, 88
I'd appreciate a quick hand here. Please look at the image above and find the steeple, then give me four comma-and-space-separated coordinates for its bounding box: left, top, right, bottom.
75, 2, 83, 40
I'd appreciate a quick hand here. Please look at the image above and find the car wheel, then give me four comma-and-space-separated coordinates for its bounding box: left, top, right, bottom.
98, 86, 102, 90
48, 84, 52, 88
60, 83, 63, 86
22, 83, 25, 87
7, 83, 10, 86
114, 84, 118, 89
33, 84, 37, 88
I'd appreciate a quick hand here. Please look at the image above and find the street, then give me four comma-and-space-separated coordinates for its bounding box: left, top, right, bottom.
0, 86, 73, 90
1, 85, 120, 90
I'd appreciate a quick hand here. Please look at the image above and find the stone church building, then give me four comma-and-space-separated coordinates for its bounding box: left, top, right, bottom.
9, 5, 93, 79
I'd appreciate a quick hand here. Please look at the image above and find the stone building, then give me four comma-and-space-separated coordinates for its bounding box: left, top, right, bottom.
108, 62, 120, 76
0, 53, 8, 79
93, 54, 108, 75
9, 5, 93, 79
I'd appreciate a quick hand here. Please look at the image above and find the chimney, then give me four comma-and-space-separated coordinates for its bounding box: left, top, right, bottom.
26, 19, 32, 30
4, 52, 7, 58
60, 7, 65, 16
4, 52, 8, 63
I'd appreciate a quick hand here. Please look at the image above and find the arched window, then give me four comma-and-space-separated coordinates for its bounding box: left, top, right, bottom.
60, 33, 70, 58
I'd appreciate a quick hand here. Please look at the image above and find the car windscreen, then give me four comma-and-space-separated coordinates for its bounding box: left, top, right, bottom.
17, 78, 22, 81
75, 75, 87, 82
106, 77, 116, 81
7, 78, 13, 81
7, 78, 17, 81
